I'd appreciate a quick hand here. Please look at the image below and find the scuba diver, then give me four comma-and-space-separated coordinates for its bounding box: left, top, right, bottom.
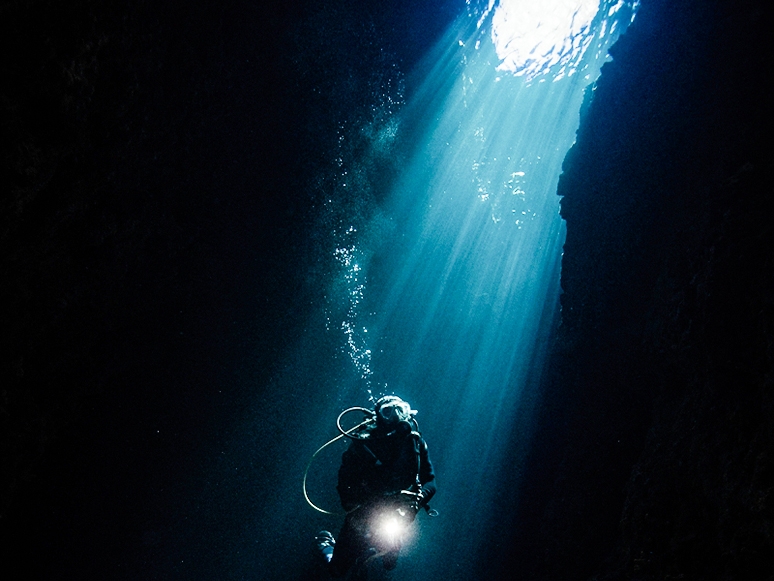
314, 395, 436, 578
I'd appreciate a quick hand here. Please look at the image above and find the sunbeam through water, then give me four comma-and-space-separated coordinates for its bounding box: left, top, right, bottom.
246, 2, 638, 580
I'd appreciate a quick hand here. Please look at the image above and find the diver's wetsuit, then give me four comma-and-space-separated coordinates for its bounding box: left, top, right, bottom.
329, 426, 436, 577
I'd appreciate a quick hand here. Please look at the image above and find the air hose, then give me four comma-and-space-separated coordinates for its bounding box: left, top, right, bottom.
302, 407, 375, 515
303, 406, 438, 517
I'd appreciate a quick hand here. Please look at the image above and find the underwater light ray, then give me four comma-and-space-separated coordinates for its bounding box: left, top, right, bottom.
233, 3, 644, 581
342, 6, 638, 578
203, 3, 624, 580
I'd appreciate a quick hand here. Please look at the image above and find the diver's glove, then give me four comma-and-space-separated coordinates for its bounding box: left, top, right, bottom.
401, 488, 426, 515
415, 487, 429, 509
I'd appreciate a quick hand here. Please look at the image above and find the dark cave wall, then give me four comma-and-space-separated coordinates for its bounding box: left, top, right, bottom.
0, 3, 332, 573
0, 0, 306, 521
492, 0, 772, 579
0, 1, 455, 577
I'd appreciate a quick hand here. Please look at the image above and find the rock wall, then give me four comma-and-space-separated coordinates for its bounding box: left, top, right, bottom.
488, 0, 772, 579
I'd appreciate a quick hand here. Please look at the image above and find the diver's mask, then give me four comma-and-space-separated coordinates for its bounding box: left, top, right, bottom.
374, 396, 416, 435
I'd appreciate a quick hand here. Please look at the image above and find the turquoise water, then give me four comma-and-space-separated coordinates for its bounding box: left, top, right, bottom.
219, 2, 639, 579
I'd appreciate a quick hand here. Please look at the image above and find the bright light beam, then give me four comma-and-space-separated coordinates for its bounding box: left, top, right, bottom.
490, 0, 600, 80
338, 2, 638, 579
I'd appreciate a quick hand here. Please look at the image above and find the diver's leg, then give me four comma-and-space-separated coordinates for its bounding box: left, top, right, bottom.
329, 514, 368, 578
382, 549, 398, 571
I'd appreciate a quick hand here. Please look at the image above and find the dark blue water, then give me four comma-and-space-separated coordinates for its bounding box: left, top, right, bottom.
5, 1, 764, 580
215, 2, 641, 580
98, 2, 637, 579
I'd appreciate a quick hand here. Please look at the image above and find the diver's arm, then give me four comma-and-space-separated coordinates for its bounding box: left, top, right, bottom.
417, 439, 436, 505
336, 444, 371, 510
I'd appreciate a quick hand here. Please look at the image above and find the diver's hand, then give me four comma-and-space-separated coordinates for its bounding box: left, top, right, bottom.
400, 489, 425, 513
414, 487, 428, 510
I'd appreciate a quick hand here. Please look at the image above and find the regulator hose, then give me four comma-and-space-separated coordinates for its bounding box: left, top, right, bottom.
303, 408, 375, 515
336, 406, 376, 439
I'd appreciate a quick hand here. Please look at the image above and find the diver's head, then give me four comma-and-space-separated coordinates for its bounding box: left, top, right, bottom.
374, 396, 416, 434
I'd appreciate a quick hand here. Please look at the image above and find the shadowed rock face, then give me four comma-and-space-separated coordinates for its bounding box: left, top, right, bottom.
487, 0, 772, 579
1, 0, 770, 579
1, 0, 309, 520
1, 0, 451, 577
